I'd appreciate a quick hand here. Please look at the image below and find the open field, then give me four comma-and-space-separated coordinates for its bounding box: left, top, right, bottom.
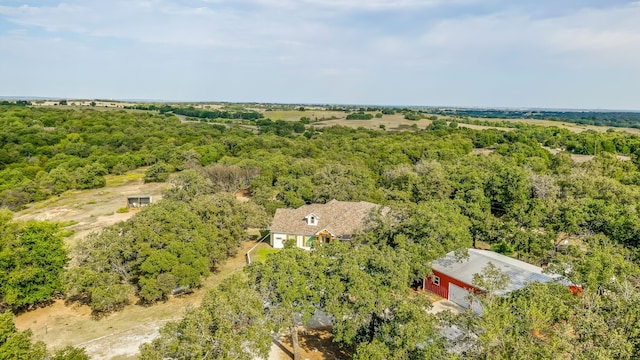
257, 108, 640, 135
313, 113, 640, 135
312, 113, 432, 131
262, 108, 640, 135
265, 109, 346, 122
485, 117, 640, 134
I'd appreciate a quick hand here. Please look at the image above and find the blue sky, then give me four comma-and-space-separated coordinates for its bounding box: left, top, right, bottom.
1, 0, 639, 109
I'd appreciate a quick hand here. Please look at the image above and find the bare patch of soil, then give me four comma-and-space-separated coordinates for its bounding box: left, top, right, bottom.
271, 327, 349, 360
235, 188, 252, 202
542, 146, 631, 163
471, 148, 494, 156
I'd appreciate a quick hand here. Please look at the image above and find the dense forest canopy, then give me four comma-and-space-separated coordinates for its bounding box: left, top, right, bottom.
1, 103, 640, 358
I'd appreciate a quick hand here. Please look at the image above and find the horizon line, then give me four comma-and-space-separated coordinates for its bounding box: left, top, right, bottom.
1, 96, 639, 113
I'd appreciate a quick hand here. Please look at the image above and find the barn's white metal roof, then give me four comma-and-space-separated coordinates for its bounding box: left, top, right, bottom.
432, 249, 561, 294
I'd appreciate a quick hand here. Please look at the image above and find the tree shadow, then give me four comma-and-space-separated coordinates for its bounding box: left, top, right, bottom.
272, 336, 294, 359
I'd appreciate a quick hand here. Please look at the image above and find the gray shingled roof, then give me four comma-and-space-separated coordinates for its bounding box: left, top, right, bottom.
433, 249, 562, 294
270, 199, 382, 239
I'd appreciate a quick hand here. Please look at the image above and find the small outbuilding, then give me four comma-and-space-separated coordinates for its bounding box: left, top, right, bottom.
127, 195, 152, 209
424, 249, 563, 311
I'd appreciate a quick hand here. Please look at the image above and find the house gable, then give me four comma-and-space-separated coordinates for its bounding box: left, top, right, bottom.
304, 213, 320, 226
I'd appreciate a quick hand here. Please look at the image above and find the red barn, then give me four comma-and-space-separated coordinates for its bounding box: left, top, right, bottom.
424, 249, 563, 311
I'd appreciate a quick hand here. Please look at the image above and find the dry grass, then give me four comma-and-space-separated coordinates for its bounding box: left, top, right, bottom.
463, 117, 640, 134
265, 110, 345, 122
105, 168, 147, 187
311, 113, 432, 131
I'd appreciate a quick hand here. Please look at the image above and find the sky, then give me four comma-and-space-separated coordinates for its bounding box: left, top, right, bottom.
1, 0, 639, 110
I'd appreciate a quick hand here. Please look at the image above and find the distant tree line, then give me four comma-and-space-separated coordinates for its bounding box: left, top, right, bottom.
438, 108, 640, 128
128, 104, 264, 120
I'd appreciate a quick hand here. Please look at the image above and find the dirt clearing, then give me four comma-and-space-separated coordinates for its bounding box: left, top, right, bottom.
14, 168, 167, 247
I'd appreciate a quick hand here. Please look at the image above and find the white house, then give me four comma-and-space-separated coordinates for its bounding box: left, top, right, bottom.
269, 199, 383, 249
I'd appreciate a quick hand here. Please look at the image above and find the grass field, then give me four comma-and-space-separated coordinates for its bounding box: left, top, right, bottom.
105, 168, 147, 187
459, 116, 640, 134
264, 109, 347, 122
262, 108, 640, 135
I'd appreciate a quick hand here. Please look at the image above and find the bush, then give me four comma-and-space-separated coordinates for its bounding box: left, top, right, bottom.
144, 162, 170, 183
346, 112, 374, 120
404, 112, 424, 121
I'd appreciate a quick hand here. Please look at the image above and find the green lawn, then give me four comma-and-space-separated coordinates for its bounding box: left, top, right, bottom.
250, 244, 279, 263
105, 168, 147, 187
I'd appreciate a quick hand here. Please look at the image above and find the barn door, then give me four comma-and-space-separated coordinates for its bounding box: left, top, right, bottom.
448, 283, 470, 309
449, 283, 483, 314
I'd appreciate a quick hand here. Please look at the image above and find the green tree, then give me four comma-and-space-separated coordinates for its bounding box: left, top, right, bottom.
140, 275, 270, 360
51, 345, 90, 360
42, 167, 74, 195
317, 242, 408, 345
63, 268, 133, 313
247, 249, 320, 360
144, 162, 170, 183
352, 297, 447, 360
163, 169, 212, 201
363, 200, 472, 281
73, 163, 107, 189
471, 262, 510, 307
0, 312, 47, 360
0, 219, 68, 310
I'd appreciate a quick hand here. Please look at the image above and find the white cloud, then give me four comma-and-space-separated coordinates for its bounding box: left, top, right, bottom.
409, 1, 640, 67
1, 0, 639, 108
545, 3, 640, 61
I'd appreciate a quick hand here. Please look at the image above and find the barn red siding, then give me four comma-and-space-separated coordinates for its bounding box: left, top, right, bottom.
424, 270, 479, 300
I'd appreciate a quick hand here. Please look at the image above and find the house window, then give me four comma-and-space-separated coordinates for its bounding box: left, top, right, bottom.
433, 276, 440, 286
305, 236, 315, 247
305, 213, 319, 226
